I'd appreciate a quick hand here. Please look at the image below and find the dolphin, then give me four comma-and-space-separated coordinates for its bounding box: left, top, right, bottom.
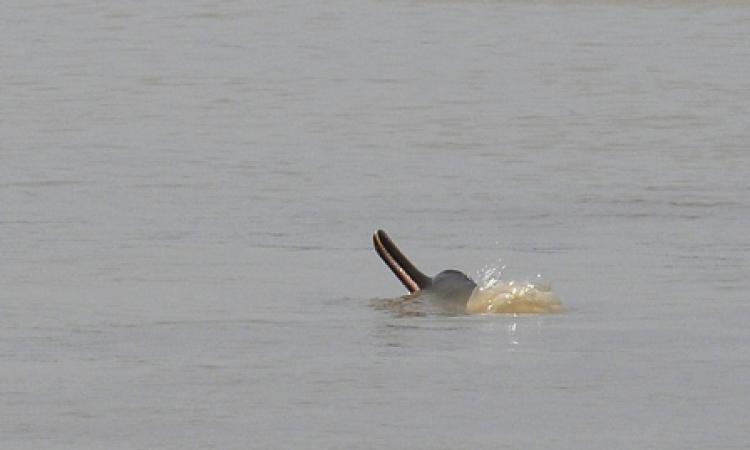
372, 229, 477, 303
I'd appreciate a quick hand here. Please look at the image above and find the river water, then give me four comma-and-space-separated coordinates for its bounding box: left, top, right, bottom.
2, 1, 749, 449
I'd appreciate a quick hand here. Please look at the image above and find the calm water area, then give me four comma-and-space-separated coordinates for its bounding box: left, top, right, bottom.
1, 1, 749, 449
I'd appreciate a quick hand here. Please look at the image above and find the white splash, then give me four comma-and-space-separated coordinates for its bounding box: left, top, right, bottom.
466, 265, 562, 314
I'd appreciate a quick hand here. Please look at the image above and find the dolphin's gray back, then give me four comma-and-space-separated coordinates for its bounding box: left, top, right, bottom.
429, 270, 477, 301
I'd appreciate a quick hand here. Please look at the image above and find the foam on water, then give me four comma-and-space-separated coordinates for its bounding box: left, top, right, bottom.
466, 264, 562, 314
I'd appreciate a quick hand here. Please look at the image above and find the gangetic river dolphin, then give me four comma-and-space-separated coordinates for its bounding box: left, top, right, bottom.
373, 229, 477, 303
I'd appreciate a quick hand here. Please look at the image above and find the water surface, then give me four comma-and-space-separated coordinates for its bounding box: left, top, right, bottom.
1, 1, 749, 449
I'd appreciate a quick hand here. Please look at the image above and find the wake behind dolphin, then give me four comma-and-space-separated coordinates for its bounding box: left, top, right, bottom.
372, 229, 562, 314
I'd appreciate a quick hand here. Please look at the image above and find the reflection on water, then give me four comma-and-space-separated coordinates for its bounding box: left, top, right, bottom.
370, 302, 553, 355
477, 315, 550, 350
369, 295, 427, 317
370, 291, 475, 316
